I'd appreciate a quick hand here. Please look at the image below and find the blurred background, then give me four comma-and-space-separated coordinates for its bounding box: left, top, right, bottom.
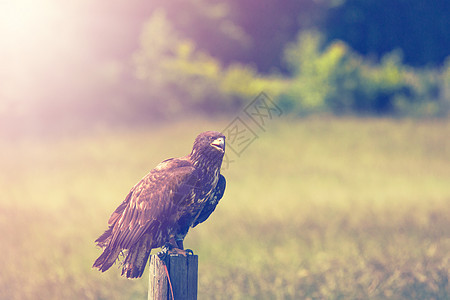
1, 0, 450, 135
0, 0, 449, 299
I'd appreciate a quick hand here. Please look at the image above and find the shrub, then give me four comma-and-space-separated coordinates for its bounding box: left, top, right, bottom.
280, 30, 448, 117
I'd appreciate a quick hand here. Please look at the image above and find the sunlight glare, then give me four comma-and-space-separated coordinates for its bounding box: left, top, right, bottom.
0, 0, 61, 47
0, 0, 82, 116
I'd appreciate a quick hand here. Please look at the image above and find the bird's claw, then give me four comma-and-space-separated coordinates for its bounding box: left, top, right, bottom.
167, 248, 194, 257
157, 244, 194, 261
157, 248, 168, 262
157, 243, 173, 262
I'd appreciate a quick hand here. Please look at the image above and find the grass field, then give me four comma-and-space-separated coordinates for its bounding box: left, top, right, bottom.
0, 118, 449, 299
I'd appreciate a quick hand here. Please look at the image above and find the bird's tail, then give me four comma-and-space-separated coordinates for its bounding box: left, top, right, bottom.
94, 227, 113, 248
92, 245, 121, 273
121, 234, 152, 278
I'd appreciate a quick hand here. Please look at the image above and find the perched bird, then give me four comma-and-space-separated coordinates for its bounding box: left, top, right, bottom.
93, 131, 226, 278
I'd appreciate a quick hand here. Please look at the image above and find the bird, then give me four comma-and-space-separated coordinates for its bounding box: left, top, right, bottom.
93, 131, 226, 278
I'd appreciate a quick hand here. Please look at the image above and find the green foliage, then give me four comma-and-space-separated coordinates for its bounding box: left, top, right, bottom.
280, 31, 449, 117
125, 9, 450, 120
132, 17, 448, 118
91, 4, 450, 119
132, 10, 225, 117
132, 11, 288, 116
1, 119, 449, 299
219, 63, 288, 107
282, 31, 346, 113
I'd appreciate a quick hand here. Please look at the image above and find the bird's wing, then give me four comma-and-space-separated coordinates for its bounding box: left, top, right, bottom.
192, 174, 226, 227
103, 159, 199, 249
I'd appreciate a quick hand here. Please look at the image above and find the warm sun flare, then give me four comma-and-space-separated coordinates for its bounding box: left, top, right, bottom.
0, 0, 83, 113
0, 0, 61, 47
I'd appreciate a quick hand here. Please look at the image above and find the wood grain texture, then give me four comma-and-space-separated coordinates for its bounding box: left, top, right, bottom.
148, 254, 198, 300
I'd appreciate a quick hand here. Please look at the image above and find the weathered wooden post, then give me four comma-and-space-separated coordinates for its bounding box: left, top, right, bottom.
148, 254, 198, 300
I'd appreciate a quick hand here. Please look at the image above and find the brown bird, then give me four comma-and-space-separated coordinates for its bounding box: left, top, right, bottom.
93, 131, 226, 278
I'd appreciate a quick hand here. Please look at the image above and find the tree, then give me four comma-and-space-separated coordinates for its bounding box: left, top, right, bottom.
324, 0, 450, 66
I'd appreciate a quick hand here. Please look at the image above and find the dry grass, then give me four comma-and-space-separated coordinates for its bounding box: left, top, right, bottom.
0, 118, 449, 299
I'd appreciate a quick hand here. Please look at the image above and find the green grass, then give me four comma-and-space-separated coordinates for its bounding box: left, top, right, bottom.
1, 118, 449, 299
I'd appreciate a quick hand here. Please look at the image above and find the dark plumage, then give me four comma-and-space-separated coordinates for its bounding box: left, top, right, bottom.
93, 131, 226, 278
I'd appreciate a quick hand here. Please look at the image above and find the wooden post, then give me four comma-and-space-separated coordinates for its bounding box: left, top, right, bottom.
148, 254, 198, 300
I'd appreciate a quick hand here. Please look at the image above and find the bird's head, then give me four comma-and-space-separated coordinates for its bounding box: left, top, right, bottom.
190, 131, 225, 166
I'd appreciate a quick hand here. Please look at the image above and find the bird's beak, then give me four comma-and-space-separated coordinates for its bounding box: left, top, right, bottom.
211, 137, 225, 152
